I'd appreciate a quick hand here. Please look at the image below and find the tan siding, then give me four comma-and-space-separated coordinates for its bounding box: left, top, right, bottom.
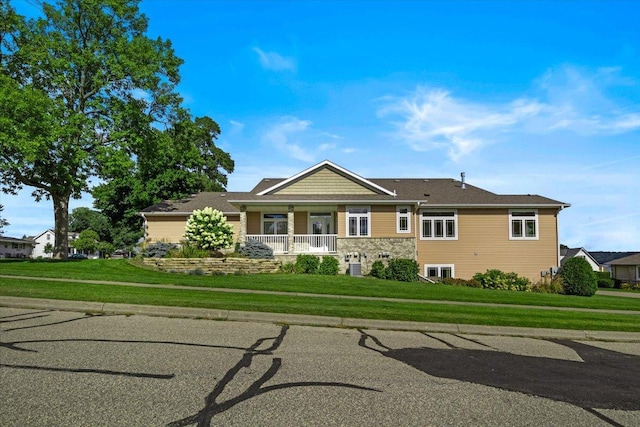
146, 214, 241, 245
247, 212, 261, 234
336, 206, 346, 237
226, 215, 240, 243
275, 168, 376, 195
370, 205, 414, 237
294, 212, 308, 234
146, 215, 188, 243
416, 208, 560, 282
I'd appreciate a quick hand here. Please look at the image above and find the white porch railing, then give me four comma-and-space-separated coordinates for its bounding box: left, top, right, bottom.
246, 235, 288, 253
246, 234, 337, 254
294, 234, 337, 253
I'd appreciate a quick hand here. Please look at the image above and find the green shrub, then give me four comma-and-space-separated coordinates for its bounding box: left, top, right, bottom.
169, 241, 211, 258
560, 257, 597, 296
440, 277, 482, 288
472, 269, 531, 291
184, 207, 234, 251
532, 275, 564, 294
238, 239, 274, 259
620, 282, 640, 291
386, 258, 419, 282
595, 271, 614, 288
370, 260, 387, 279
187, 268, 205, 275
142, 242, 178, 258
280, 262, 296, 274
295, 254, 320, 274
318, 256, 339, 275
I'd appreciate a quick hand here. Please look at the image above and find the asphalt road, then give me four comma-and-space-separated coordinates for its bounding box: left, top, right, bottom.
1, 307, 639, 427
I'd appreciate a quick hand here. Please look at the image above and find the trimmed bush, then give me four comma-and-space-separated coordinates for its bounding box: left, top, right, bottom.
595, 271, 614, 288
472, 269, 531, 291
295, 254, 320, 274
386, 258, 419, 282
238, 239, 274, 259
441, 277, 482, 288
142, 242, 178, 258
370, 260, 387, 279
318, 256, 339, 275
561, 257, 597, 296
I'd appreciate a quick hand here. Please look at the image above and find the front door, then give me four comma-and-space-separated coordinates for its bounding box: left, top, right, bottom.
310, 213, 332, 251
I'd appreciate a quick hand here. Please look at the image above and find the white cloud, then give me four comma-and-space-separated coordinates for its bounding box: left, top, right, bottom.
252, 47, 296, 72
262, 117, 315, 162
379, 66, 640, 162
229, 120, 245, 135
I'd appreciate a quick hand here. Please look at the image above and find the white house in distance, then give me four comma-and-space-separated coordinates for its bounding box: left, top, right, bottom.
31, 229, 81, 258
0, 235, 35, 258
31, 229, 55, 258
560, 247, 602, 272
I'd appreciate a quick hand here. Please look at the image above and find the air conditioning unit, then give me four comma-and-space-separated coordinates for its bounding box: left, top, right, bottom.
349, 262, 362, 277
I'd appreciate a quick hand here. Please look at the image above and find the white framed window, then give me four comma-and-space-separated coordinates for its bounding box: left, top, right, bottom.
509, 210, 538, 240
346, 206, 370, 237
396, 206, 411, 233
425, 264, 455, 279
262, 213, 288, 235
420, 210, 457, 240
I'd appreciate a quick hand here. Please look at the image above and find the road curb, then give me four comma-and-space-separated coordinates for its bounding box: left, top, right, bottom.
2, 296, 640, 342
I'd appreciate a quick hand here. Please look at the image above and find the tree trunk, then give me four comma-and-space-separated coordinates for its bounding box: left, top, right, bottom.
52, 192, 70, 260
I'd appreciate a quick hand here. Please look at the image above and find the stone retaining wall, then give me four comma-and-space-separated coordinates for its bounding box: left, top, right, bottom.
142, 258, 282, 275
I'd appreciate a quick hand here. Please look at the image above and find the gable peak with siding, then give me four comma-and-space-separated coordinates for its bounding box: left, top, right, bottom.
257, 160, 395, 196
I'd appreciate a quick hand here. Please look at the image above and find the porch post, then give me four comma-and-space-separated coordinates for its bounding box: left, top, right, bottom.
239, 205, 247, 246
287, 205, 295, 253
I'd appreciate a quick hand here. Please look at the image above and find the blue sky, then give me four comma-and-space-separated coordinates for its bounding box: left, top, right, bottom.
3, 0, 639, 251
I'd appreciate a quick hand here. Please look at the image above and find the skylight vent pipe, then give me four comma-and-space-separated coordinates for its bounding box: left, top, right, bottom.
461, 172, 466, 189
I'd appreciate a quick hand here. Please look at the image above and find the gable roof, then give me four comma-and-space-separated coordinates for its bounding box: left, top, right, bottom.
256, 160, 396, 196
141, 161, 569, 214
559, 247, 600, 267
609, 253, 640, 265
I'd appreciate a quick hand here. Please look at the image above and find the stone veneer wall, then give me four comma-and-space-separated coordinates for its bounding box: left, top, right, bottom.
142, 258, 281, 275
336, 237, 416, 275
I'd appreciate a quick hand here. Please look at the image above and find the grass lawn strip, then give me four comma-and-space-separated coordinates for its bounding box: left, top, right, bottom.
1, 279, 639, 332
3, 274, 640, 317
1, 260, 639, 311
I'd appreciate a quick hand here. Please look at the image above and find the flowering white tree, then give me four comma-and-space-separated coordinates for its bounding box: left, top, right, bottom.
184, 207, 234, 251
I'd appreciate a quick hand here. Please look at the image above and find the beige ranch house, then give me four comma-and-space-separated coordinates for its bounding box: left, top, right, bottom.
141, 160, 570, 282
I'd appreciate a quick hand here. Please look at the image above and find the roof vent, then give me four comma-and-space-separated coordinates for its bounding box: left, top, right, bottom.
461, 172, 466, 189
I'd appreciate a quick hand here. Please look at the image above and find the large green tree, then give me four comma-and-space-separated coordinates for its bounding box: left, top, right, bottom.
69, 207, 112, 242
0, 0, 183, 259
93, 114, 234, 248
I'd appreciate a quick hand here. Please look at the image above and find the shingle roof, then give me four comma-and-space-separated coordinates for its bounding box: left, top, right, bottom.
608, 253, 640, 265
590, 251, 640, 265
142, 164, 568, 214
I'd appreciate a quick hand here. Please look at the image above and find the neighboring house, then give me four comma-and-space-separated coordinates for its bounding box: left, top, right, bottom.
0, 235, 35, 258
590, 251, 640, 273
609, 253, 640, 284
31, 229, 55, 258
31, 229, 81, 258
141, 160, 570, 282
560, 247, 601, 271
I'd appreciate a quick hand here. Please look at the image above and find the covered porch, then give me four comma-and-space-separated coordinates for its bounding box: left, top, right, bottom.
237, 204, 340, 254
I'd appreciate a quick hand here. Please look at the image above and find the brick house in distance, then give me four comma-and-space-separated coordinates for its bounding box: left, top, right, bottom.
141, 160, 569, 282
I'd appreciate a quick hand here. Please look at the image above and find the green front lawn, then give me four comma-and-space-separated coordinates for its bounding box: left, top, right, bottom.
1, 259, 639, 311
2, 278, 639, 332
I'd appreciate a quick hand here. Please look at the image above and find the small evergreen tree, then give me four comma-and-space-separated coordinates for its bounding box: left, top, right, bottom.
561, 257, 597, 296
184, 207, 234, 251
